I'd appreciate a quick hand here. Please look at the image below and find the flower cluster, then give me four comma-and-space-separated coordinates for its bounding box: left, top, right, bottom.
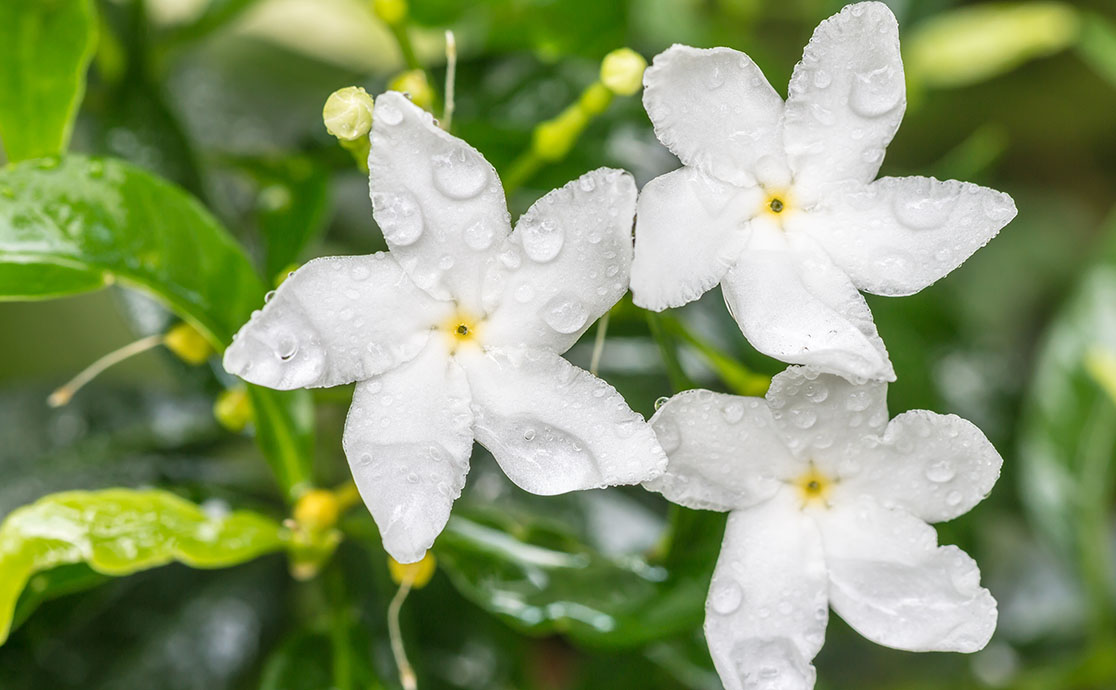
224, 2, 1014, 687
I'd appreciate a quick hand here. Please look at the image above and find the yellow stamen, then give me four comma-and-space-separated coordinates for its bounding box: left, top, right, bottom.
443, 312, 481, 352
794, 465, 834, 507
762, 190, 793, 220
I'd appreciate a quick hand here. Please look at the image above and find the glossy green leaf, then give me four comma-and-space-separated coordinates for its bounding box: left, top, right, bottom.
0, 0, 97, 162
1019, 220, 1116, 624
435, 505, 721, 649
0, 155, 314, 498
1077, 11, 1116, 90
0, 488, 287, 644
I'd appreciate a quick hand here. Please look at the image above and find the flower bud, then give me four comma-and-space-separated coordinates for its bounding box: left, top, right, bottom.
600, 47, 647, 96
388, 552, 436, 588
372, 0, 408, 25
388, 69, 435, 111
294, 489, 341, 532
214, 387, 252, 432
323, 86, 375, 141
164, 322, 213, 365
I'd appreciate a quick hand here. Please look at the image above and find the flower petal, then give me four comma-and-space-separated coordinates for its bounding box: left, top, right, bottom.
643, 45, 786, 187
706, 491, 828, 690
481, 168, 636, 354
765, 368, 890, 467
783, 2, 905, 195
721, 232, 894, 381
805, 177, 1017, 296
369, 91, 511, 312
836, 410, 1002, 523
818, 497, 997, 652
458, 347, 666, 495
630, 167, 755, 311
224, 253, 447, 390
342, 341, 474, 563
643, 389, 800, 511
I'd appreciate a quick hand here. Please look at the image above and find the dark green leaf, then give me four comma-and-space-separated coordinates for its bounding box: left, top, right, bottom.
0, 0, 97, 161
0, 488, 287, 644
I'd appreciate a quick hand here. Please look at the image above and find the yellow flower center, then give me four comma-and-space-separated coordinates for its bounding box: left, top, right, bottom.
442, 312, 481, 352
793, 465, 834, 507
761, 189, 794, 224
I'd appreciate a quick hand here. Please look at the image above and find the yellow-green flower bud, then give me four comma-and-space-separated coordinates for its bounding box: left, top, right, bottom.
533, 108, 589, 162
388, 69, 435, 111
372, 0, 408, 25
579, 82, 613, 117
323, 86, 375, 141
600, 47, 647, 96
388, 552, 437, 588
164, 322, 213, 365
214, 387, 252, 432
294, 489, 341, 532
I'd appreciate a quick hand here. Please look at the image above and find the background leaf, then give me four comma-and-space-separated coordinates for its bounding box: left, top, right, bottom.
0, 0, 97, 162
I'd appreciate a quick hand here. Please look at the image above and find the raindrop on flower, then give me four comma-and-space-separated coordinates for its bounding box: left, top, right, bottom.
520, 218, 564, 263
432, 146, 490, 200
541, 295, 588, 334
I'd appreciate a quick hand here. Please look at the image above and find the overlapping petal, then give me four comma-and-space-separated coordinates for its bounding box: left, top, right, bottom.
818, 497, 997, 652
643, 45, 786, 187
343, 342, 474, 563
806, 177, 1018, 296
223, 253, 447, 389
481, 168, 636, 354
459, 348, 665, 495
836, 410, 1002, 523
721, 232, 894, 381
706, 491, 828, 690
369, 92, 511, 312
783, 1, 905, 196
644, 389, 799, 511
630, 168, 755, 311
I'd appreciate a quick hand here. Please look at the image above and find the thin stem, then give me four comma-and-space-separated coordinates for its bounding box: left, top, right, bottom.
48, 334, 165, 407
442, 30, 457, 131
644, 311, 691, 393
589, 309, 611, 376
326, 568, 354, 690
389, 22, 421, 71
502, 151, 542, 197
387, 573, 418, 690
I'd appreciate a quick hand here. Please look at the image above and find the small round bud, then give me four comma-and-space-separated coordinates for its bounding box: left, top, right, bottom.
323, 86, 374, 141
600, 48, 647, 96
388, 70, 435, 111
214, 387, 252, 432
294, 489, 341, 532
164, 322, 213, 365
372, 0, 408, 25
388, 552, 437, 589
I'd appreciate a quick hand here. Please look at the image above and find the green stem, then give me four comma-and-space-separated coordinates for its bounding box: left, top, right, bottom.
645, 311, 692, 393
388, 21, 421, 71
502, 151, 542, 197
660, 314, 770, 396
326, 567, 354, 690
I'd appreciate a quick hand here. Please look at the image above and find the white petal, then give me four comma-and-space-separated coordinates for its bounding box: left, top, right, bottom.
805, 177, 1017, 296
481, 169, 636, 354
721, 231, 894, 381
818, 497, 997, 652
783, 2, 905, 196
643, 45, 786, 187
765, 368, 890, 468
458, 347, 666, 495
706, 491, 828, 690
369, 91, 511, 313
224, 253, 447, 389
836, 410, 1002, 523
631, 167, 756, 311
643, 389, 801, 511
343, 341, 474, 563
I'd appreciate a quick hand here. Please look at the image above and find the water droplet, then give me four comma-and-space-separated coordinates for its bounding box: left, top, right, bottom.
374, 191, 424, 245
350, 263, 371, 280
654, 396, 670, 410
812, 69, 832, 89
710, 582, 742, 614
848, 66, 903, 118
514, 283, 535, 303
578, 175, 597, 192
523, 428, 536, 441
541, 295, 588, 334
945, 490, 963, 506
845, 390, 872, 412
376, 102, 403, 126
276, 334, 298, 361
721, 402, 745, 423
892, 183, 957, 230
463, 219, 495, 250
703, 64, 725, 90
263, 290, 276, 303
520, 218, 564, 263
432, 146, 490, 200
438, 255, 455, 270
924, 459, 956, 483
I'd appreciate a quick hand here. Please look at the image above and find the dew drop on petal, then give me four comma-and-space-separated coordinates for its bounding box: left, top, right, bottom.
374, 191, 424, 245
431, 147, 490, 200
709, 581, 743, 615
848, 66, 903, 118
463, 219, 495, 250
924, 459, 956, 483
946, 490, 963, 506
540, 294, 588, 334
376, 102, 403, 125
520, 218, 564, 263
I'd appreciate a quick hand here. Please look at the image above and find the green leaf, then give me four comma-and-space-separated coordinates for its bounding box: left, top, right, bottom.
0, 0, 98, 162
1077, 11, 1116, 90
0, 155, 314, 499
0, 488, 287, 644
434, 505, 721, 648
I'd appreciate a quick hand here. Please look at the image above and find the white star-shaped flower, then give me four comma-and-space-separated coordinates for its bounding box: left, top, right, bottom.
224, 92, 667, 563
631, 1, 1017, 381
646, 367, 1001, 690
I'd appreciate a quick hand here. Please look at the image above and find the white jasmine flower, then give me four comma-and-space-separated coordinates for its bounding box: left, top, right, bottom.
631, 1, 1017, 381
647, 367, 1001, 690
224, 92, 666, 563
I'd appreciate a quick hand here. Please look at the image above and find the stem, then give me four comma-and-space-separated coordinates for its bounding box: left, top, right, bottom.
388, 22, 421, 71
48, 334, 165, 407
326, 567, 354, 690
388, 574, 418, 690
660, 313, 770, 396
589, 309, 611, 376
644, 311, 691, 393
502, 151, 542, 197
442, 30, 457, 131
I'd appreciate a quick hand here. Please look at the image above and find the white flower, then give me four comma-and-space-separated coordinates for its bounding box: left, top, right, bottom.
631, 1, 1017, 381
646, 367, 1001, 690
223, 92, 666, 563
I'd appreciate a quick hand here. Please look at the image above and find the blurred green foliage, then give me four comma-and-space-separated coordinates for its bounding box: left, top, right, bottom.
0, 0, 1115, 689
